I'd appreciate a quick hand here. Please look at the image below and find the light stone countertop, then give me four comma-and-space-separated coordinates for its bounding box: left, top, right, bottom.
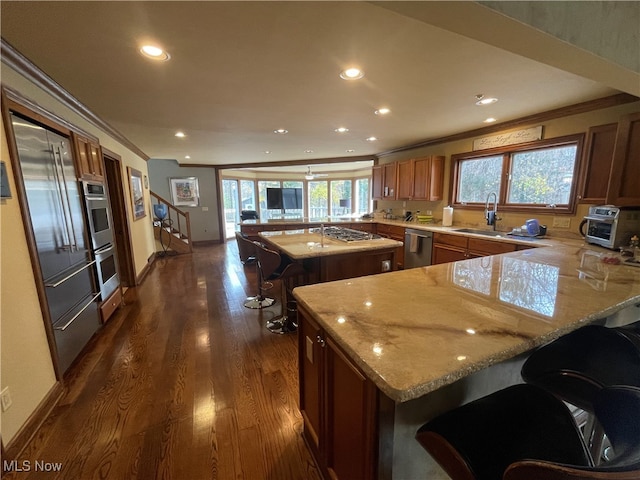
259, 229, 403, 260
292, 243, 640, 403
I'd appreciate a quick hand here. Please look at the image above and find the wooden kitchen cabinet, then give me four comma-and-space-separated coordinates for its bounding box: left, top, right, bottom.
432, 232, 517, 264
383, 162, 397, 199
396, 159, 413, 200
578, 123, 617, 204
298, 307, 378, 480
372, 163, 398, 200
412, 155, 445, 201
376, 223, 405, 269
395, 156, 445, 201
73, 133, 104, 181
607, 112, 640, 206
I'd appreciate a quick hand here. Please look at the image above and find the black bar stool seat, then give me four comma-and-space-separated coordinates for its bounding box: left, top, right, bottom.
254, 243, 305, 334
236, 232, 276, 309
415, 384, 640, 480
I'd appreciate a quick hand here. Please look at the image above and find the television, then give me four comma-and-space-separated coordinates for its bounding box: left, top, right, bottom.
266, 187, 302, 210
266, 187, 283, 209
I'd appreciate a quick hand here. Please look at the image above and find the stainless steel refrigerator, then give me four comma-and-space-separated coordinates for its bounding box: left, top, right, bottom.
11, 113, 101, 373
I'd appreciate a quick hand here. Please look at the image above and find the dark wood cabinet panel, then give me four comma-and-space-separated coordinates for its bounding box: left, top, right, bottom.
468, 238, 517, 256
383, 162, 397, 199
298, 307, 378, 480
579, 123, 617, 204
432, 232, 468, 249
396, 160, 413, 200
432, 232, 522, 264
376, 224, 405, 269
432, 244, 466, 264
299, 312, 323, 454
607, 112, 640, 206
428, 155, 444, 201
325, 337, 377, 480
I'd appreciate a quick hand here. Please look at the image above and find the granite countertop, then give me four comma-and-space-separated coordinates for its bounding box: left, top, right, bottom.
259, 229, 403, 260
292, 243, 640, 403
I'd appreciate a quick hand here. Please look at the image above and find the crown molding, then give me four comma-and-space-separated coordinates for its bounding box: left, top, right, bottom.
1, 39, 149, 161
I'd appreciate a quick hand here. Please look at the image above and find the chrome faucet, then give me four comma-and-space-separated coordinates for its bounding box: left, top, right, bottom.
485, 192, 499, 230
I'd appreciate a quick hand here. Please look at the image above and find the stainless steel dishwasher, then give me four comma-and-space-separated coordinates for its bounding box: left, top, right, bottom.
404, 229, 433, 268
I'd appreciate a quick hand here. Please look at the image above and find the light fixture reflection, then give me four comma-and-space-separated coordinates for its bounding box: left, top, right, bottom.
175, 131, 186, 138
337, 316, 346, 324
372, 343, 383, 356
375, 108, 390, 115
364, 301, 372, 307
456, 355, 468, 361
466, 328, 476, 335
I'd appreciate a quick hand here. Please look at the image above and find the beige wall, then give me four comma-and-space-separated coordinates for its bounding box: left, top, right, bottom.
377, 101, 640, 238
0, 65, 156, 444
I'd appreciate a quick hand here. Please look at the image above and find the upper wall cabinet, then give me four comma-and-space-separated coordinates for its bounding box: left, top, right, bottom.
607, 112, 640, 206
372, 162, 398, 200
73, 133, 104, 181
578, 123, 617, 204
413, 155, 444, 201
395, 156, 444, 201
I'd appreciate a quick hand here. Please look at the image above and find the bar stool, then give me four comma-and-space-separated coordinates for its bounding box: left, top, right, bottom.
415, 384, 640, 480
254, 243, 305, 334
238, 234, 276, 309
235, 231, 256, 265
520, 324, 640, 459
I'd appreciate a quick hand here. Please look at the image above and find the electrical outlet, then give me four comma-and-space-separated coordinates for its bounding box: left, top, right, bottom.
381, 260, 391, 272
1, 387, 12, 411
552, 217, 571, 228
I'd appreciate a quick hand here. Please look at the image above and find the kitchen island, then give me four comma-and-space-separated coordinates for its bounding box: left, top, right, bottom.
259, 228, 403, 284
292, 243, 640, 479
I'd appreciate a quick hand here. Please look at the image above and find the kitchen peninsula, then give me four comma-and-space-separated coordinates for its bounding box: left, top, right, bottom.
293, 243, 640, 479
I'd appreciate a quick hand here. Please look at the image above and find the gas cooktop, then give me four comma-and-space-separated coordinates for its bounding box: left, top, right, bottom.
311, 226, 381, 242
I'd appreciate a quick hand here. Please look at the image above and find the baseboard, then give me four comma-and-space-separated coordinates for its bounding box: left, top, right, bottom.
3, 381, 65, 460
192, 239, 222, 246
136, 254, 156, 285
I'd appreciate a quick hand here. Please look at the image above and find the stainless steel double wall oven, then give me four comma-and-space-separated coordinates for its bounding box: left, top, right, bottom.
82, 181, 119, 301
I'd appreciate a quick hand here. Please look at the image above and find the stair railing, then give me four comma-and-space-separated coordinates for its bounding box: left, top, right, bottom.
150, 191, 193, 253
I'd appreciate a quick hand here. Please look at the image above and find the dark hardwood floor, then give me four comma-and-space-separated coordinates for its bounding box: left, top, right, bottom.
5, 243, 322, 480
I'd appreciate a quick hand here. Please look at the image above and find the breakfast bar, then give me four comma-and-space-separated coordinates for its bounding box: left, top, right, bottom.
292, 243, 640, 479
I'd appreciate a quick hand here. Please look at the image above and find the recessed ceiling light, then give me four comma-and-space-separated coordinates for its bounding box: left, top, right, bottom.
334, 127, 349, 133
346, 149, 355, 153
175, 131, 186, 138
140, 45, 170, 61
374, 108, 390, 115
304, 149, 314, 153
475, 96, 498, 106
273, 129, 288, 134
264, 150, 271, 154
339, 67, 364, 80
365, 136, 377, 142
483, 117, 497, 123
185, 155, 191, 159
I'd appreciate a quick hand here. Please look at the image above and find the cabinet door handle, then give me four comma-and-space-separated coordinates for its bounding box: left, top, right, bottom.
316, 335, 326, 348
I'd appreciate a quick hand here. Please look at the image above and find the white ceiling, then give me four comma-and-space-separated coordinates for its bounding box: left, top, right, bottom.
1, 1, 636, 169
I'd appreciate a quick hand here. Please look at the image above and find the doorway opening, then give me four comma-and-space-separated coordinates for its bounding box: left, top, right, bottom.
102, 149, 136, 286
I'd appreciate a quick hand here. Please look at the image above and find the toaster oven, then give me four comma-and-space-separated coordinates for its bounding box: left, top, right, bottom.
581, 205, 640, 250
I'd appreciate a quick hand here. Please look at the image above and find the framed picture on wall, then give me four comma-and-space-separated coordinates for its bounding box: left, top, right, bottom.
170, 177, 199, 206
128, 167, 146, 220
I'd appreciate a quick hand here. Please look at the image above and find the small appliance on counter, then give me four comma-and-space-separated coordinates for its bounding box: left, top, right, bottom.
508, 219, 547, 237
580, 205, 640, 250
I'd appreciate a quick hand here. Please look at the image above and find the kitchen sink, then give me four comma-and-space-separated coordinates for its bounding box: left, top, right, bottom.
453, 228, 506, 237
453, 228, 542, 241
